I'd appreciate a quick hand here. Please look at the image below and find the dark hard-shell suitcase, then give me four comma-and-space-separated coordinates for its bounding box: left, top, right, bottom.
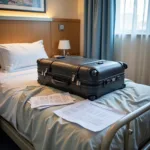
37, 57, 128, 100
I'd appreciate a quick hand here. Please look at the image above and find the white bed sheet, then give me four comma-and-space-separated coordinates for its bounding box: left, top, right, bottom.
0, 68, 39, 93
0, 68, 150, 150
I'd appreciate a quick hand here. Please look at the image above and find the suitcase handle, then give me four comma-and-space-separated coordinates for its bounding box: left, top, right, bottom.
51, 78, 70, 87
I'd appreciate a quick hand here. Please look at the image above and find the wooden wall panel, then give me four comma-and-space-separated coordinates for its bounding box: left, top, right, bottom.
51, 21, 80, 56
0, 18, 80, 57
0, 20, 51, 56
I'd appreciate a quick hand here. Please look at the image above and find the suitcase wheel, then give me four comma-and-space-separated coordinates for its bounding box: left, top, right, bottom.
88, 95, 97, 101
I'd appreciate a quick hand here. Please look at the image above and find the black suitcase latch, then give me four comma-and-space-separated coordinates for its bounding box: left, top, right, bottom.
41, 60, 55, 77
42, 68, 48, 77
71, 66, 81, 83
76, 80, 81, 86
72, 74, 76, 82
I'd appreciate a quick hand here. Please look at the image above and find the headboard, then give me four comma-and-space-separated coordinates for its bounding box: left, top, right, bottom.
0, 17, 80, 57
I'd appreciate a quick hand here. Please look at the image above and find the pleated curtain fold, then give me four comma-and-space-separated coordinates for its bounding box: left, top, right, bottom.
114, 0, 150, 85
84, 0, 116, 60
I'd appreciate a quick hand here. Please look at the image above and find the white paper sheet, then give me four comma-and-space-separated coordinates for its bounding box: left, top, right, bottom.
30, 93, 75, 109
54, 100, 125, 132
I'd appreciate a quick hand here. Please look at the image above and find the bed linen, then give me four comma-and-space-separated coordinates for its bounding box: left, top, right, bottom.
0, 40, 47, 72
0, 67, 39, 93
0, 68, 150, 150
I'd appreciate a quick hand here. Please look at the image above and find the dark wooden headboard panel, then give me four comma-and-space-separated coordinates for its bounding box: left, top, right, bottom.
0, 20, 51, 56
51, 18, 80, 56
0, 18, 80, 57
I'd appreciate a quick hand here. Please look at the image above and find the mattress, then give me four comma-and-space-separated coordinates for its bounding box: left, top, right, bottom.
0, 68, 150, 150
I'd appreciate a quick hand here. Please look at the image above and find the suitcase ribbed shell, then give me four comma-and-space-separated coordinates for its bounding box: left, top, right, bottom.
37, 57, 127, 100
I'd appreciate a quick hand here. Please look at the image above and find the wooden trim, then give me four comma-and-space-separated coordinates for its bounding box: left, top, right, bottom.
0, 16, 80, 22
52, 18, 80, 22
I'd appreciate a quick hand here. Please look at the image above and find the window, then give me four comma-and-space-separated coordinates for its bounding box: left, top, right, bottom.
115, 0, 150, 34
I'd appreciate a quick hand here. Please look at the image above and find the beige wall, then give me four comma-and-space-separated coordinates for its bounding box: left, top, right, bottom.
78, 0, 84, 56
0, 0, 85, 55
0, 0, 78, 18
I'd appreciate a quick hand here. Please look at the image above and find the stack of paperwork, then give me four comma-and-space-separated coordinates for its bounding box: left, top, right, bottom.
30, 93, 75, 109
54, 100, 125, 132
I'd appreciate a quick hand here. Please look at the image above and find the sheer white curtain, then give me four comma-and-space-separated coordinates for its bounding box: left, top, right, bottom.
114, 0, 150, 85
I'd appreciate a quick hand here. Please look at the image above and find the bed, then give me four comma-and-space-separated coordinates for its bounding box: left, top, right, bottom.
0, 65, 150, 150
0, 18, 150, 150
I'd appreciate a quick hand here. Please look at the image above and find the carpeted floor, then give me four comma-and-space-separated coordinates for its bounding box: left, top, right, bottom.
0, 129, 20, 150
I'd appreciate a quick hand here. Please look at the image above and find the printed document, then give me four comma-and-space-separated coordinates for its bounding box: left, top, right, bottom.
54, 100, 125, 132
30, 93, 75, 109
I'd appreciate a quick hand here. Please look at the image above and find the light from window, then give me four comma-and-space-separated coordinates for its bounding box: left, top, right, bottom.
115, 0, 150, 34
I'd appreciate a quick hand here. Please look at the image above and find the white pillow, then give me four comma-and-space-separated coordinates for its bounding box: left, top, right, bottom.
0, 40, 48, 72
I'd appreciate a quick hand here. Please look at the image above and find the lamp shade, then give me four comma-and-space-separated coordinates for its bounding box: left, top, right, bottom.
58, 40, 71, 50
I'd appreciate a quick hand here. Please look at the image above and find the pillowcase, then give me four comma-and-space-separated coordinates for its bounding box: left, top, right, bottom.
0, 40, 48, 72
